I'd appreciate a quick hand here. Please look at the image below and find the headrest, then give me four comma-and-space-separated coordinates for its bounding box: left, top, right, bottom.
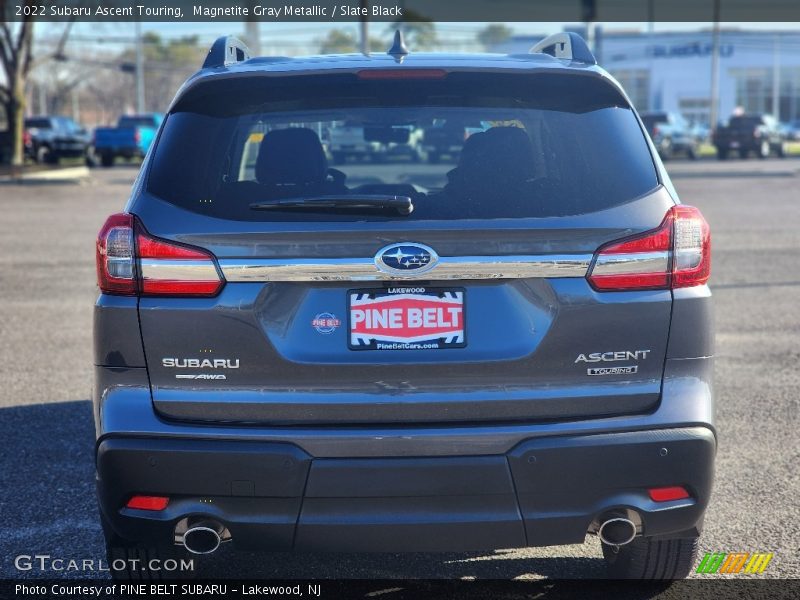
255, 128, 327, 185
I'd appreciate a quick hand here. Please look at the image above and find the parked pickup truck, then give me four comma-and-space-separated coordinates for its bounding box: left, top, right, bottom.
23, 116, 92, 164
713, 113, 786, 159
93, 113, 163, 167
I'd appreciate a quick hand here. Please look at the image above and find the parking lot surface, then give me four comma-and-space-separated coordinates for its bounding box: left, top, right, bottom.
0, 160, 798, 580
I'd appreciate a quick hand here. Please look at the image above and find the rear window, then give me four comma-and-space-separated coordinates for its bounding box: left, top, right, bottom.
729, 116, 762, 129
119, 116, 157, 128
25, 119, 52, 129
641, 113, 668, 130
147, 72, 658, 221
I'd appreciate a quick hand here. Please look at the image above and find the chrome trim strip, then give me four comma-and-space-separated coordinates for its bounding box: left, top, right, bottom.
218, 254, 593, 282
140, 259, 220, 281
591, 252, 669, 276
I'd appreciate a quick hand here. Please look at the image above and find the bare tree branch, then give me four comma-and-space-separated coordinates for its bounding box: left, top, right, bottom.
0, 21, 13, 68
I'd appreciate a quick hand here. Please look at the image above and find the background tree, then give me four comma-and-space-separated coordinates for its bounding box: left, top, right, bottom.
477, 24, 514, 51
387, 10, 437, 51
0, 14, 34, 166
115, 33, 202, 114
318, 29, 383, 55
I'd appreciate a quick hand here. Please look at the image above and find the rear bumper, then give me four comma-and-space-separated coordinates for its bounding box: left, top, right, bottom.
97, 426, 715, 552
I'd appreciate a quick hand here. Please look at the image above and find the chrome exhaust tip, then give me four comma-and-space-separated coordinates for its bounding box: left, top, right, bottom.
598, 517, 637, 546
182, 525, 221, 555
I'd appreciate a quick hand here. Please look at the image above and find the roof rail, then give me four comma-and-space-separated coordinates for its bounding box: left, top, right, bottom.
530, 32, 596, 65
203, 36, 251, 69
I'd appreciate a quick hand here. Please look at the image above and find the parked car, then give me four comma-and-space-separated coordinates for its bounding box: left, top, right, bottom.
23, 116, 91, 164
94, 33, 714, 581
713, 113, 786, 159
327, 121, 381, 163
92, 113, 163, 167
780, 119, 800, 141
422, 120, 484, 163
690, 122, 711, 145
640, 112, 699, 160
327, 122, 422, 164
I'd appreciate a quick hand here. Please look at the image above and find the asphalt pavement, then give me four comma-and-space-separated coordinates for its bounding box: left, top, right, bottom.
0, 159, 798, 581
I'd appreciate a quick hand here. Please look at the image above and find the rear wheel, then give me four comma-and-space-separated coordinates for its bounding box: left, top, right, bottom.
101, 152, 115, 167
658, 138, 673, 161
36, 145, 52, 164
602, 536, 699, 580
739, 147, 750, 159
716, 147, 728, 160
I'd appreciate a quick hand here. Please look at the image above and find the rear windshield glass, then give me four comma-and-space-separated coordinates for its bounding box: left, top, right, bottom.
119, 116, 157, 128
641, 114, 668, 129
147, 73, 658, 221
25, 118, 52, 129
729, 116, 762, 129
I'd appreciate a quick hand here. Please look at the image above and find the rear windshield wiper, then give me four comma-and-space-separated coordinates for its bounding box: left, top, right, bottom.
250, 195, 413, 216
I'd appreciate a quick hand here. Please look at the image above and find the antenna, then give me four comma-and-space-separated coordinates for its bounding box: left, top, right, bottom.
387, 29, 409, 62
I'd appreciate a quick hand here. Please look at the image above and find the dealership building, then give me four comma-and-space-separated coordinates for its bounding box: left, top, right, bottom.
493, 29, 800, 125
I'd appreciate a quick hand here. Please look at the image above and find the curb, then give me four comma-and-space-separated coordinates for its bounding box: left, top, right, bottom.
0, 166, 92, 184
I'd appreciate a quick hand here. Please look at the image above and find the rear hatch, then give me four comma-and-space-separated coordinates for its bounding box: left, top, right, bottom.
131, 69, 674, 425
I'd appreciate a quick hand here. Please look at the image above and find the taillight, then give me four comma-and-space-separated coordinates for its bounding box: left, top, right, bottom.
587, 205, 710, 291
133, 129, 141, 144
96, 213, 137, 295
96, 213, 224, 297
653, 125, 660, 136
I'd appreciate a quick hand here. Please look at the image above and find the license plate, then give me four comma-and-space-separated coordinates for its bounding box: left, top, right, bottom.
730, 141, 740, 148
348, 287, 466, 350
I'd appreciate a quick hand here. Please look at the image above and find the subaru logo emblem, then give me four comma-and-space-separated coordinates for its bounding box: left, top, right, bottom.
375, 243, 438, 276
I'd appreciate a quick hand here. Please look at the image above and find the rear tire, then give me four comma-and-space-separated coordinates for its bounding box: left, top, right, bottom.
602, 536, 699, 580
101, 152, 115, 167
36, 145, 52, 164
658, 138, 673, 161
716, 148, 728, 160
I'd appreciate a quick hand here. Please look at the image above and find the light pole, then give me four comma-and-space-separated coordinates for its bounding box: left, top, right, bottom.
135, 20, 145, 114
359, 0, 369, 55
772, 33, 781, 119
709, 0, 721, 128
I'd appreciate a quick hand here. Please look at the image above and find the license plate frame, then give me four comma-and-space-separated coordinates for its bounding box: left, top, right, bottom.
347, 287, 466, 351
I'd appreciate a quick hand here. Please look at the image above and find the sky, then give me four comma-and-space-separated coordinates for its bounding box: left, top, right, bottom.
48, 21, 800, 55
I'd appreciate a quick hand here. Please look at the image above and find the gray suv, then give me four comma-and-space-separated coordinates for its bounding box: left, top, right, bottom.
94, 33, 714, 580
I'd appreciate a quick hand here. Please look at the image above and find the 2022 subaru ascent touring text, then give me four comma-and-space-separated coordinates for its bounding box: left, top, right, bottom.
93, 33, 715, 580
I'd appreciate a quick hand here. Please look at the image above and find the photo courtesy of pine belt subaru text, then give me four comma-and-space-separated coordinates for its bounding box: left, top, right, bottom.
93, 31, 715, 580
